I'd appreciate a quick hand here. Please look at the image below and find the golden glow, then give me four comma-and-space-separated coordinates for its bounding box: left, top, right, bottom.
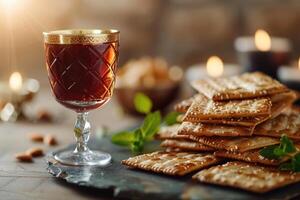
254, 29, 271, 51
206, 56, 224, 78
9, 72, 23, 91
298, 57, 300, 70
0, 0, 18, 10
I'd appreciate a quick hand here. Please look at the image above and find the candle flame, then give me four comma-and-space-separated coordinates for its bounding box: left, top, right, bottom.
206, 56, 224, 77
9, 72, 22, 91
255, 29, 271, 51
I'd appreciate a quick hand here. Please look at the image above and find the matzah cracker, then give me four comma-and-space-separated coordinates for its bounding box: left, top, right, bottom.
199, 93, 294, 126
191, 72, 288, 101
174, 90, 296, 115
255, 108, 300, 140
155, 124, 189, 140
193, 161, 300, 193
183, 93, 271, 120
178, 122, 254, 137
183, 99, 289, 127
164, 147, 183, 152
174, 97, 194, 113
178, 91, 293, 126
199, 116, 269, 127
269, 98, 293, 120
270, 90, 297, 104
215, 144, 300, 166
176, 100, 269, 126
189, 135, 279, 152
214, 149, 287, 166
161, 139, 215, 151
121, 151, 220, 176
281, 106, 300, 115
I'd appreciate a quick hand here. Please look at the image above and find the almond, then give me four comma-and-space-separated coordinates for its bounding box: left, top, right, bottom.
28, 133, 44, 142
37, 110, 52, 122
15, 153, 33, 162
44, 135, 57, 146
26, 147, 44, 157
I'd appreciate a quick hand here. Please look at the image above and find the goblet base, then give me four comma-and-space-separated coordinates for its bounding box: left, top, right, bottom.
54, 149, 111, 166
57, 99, 109, 112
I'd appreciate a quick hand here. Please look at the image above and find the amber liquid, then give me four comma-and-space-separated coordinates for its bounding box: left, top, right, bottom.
45, 42, 119, 111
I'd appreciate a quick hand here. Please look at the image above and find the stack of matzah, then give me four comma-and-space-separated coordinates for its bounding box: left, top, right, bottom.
122, 72, 300, 193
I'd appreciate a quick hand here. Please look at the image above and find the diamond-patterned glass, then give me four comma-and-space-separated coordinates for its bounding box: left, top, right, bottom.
45, 42, 119, 108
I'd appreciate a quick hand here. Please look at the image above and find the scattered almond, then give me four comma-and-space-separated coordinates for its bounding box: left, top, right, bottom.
26, 147, 44, 157
44, 135, 57, 146
29, 133, 44, 142
15, 153, 33, 162
37, 110, 52, 122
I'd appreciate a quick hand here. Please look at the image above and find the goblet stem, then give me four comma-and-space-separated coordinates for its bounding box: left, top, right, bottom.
74, 112, 91, 153
51, 110, 111, 166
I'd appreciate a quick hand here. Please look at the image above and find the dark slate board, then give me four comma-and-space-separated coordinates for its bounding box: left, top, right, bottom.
47, 137, 300, 200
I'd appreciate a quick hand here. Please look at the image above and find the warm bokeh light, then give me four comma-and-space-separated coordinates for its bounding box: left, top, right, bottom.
206, 56, 224, 77
254, 29, 271, 51
9, 71, 23, 91
0, 103, 15, 122
0, 0, 18, 10
298, 57, 300, 70
168, 66, 183, 81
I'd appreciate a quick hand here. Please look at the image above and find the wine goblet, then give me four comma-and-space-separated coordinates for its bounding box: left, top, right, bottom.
43, 29, 119, 166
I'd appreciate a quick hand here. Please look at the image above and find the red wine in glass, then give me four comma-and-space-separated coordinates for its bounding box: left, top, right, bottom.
43, 29, 119, 166
45, 42, 118, 111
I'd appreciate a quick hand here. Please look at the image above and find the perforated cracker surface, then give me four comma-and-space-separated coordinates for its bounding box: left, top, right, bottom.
189, 135, 279, 152
191, 72, 288, 101
161, 139, 215, 151
193, 161, 300, 193
122, 151, 220, 176
178, 122, 254, 137
183, 94, 271, 122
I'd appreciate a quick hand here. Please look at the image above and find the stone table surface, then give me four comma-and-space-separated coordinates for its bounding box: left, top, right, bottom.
0, 89, 138, 200
2, 88, 300, 200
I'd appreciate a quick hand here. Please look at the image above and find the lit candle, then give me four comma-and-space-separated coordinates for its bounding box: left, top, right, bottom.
9, 72, 23, 92
255, 29, 271, 52
206, 56, 224, 78
235, 29, 291, 79
0, 72, 40, 121
8, 71, 24, 105
185, 56, 240, 82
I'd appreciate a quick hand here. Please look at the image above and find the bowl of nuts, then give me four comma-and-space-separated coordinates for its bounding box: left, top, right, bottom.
115, 57, 183, 115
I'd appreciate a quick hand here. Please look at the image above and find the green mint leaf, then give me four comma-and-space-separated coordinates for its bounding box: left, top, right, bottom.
292, 153, 300, 172
141, 111, 161, 140
294, 153, 300, 163
280, 154, 300, 172
134, 128, 143, 141
279, 162, 294, 171
131, 141, 144, 153
261, 134, 300, 172
263, 135, 297, 159
111, 131, 135, 146
163, 111, 180, 125
271, 134, 296, 158
280, 134, 296, 153
130, 129, 144, 152
259, 145, 279, 159
274, 146, 286, 157
134, 92, 153, 114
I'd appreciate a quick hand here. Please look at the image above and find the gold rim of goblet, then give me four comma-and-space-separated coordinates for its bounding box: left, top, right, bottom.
43, 29, 120, 44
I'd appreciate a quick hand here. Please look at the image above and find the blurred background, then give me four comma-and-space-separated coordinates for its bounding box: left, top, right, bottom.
1, 0, 300, 85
